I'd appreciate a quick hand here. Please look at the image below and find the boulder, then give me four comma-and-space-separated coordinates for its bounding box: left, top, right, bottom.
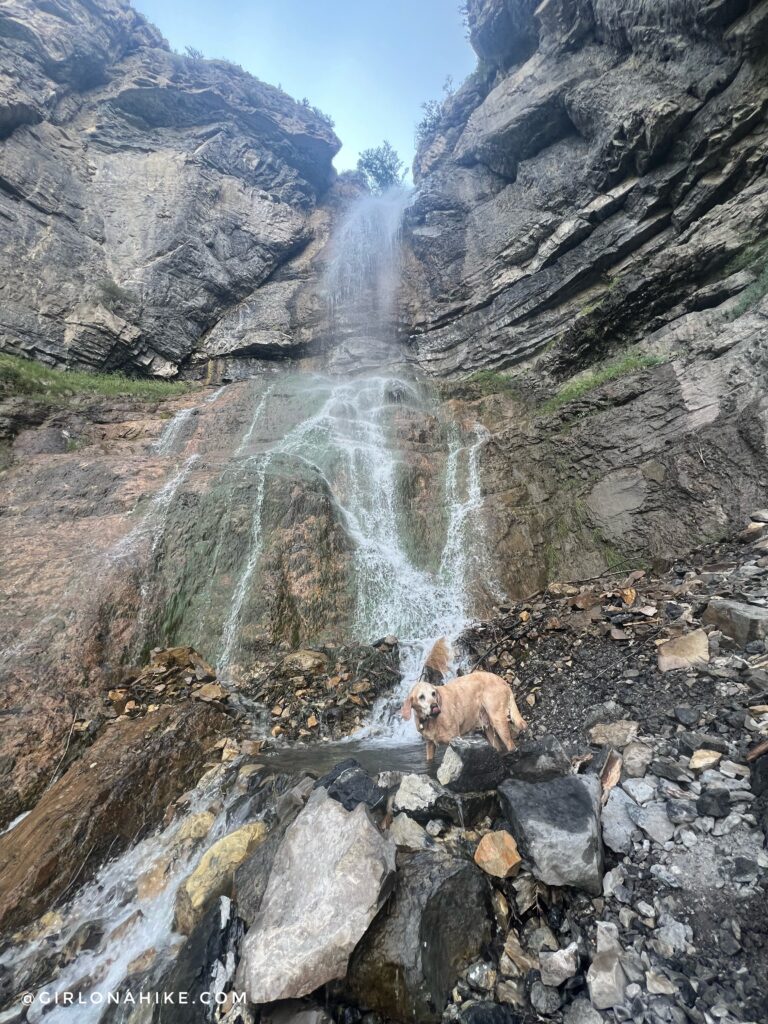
345, 849, 491, 1022
234, 777, 316, 928
473, 831, 522, 878
657, 630, 710, 672
702, 598, 768, 647
503, 735, 572, 781
174, 822, 268, 935
315, 758, 387, 812
602, 788, 637, 854
498, 775, 604, 894
393, 773, 495, 826
437, 737, 505, 792
237, 789, 395, 1003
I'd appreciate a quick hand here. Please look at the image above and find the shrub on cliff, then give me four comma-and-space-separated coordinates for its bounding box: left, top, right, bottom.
357, 141, 405, 194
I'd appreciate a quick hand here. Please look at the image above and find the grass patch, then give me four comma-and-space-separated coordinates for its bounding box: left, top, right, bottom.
0, 354, 192, 402
541, 353, 665, 414
439, 368, 522, 400
725, 260, 768, 320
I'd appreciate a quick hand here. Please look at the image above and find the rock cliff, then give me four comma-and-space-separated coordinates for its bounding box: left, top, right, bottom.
0, 0, 339, 376
403, 0, 768, 592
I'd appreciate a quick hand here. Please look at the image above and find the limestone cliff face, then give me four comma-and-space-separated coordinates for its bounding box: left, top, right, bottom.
0, 0, 340, 377
403, 0, 768, 591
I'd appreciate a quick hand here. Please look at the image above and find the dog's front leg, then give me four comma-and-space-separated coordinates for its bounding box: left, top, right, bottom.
425, 739, 436, 762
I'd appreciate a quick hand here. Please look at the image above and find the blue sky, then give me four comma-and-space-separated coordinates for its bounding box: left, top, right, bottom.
132, 0, 476, 176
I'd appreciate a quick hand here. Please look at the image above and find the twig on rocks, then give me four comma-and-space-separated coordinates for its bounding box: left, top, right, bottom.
45, 711, 77, 791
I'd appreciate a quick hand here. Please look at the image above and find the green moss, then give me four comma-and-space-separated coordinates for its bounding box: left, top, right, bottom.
0, 354, 193, 402
541, 353, 665, 414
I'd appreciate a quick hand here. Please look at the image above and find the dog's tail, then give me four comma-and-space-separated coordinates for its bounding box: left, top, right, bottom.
422, 636, 451, 681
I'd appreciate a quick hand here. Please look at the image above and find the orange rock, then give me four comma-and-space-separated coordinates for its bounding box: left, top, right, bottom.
307, 714, 319, 728
474, 831, 521, 879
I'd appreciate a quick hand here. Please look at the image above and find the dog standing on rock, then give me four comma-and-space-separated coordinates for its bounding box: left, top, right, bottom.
401, 637, 528, 761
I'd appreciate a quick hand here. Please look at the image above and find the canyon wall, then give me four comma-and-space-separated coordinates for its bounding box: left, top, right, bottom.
403, 0, 768, 592
0, 0, 340, 376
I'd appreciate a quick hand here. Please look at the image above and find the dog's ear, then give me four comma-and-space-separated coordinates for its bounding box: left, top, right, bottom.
400, 694, 413, 720
435, 686, 443, 710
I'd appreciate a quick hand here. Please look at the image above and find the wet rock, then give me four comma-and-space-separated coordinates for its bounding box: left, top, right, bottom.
657, 630, 710, 672
702, 598, 768, 647
539, 942, 579, 986
696, 788, 731, 818
345, 849, 491, 1023
393, 774, 494, 826
153, 894, 244, 1024
174, 822, 267, 935
0, 703, 228, 932
473, 831, 522, 878
315, 759, 387, 812
502, 735, 571, 781
498, 774, 603, 894
587, 720, 638, 747
602, 787, 637, 855
237, 789, 395, 1003
389, 813, 431, 851
437, 737, 505, 792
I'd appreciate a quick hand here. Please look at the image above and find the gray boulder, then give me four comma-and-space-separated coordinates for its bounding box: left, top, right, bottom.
237, 789, 395, 1004
503, 735, 572, 782
601, 787, 637, 855
393, 773, 495, 826
345, 849, 491, 1022
702, 597, 768, 647
498, 775, 604, 894
437, 737, 505, 792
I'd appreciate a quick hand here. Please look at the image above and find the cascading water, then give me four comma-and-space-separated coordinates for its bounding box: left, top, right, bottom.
215, 189, 499, 735
2, 189, 502, 1022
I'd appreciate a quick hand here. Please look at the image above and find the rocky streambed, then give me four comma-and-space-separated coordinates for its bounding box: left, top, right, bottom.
1, 514, 767, 1024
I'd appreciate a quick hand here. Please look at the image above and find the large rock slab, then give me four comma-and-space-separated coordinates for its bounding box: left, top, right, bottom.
498, 775, 604, 894
393, 773, 496, 826
0, 703, 227, 932
237, 788, 395, 1004
702, 598, 768, 647
345, 849, 491, 1022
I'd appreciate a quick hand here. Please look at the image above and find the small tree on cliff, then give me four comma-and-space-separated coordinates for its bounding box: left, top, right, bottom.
357, 141, 406, 194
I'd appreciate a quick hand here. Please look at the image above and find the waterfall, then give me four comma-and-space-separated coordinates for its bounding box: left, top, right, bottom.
215, 189, 500, 728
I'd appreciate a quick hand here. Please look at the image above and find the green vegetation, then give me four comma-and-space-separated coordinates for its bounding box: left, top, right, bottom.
542, 353, 665, 414
357, 141, 406, 194
438, 368, 523, 401
0, 353, 192, 402
727, 262, 768, 320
